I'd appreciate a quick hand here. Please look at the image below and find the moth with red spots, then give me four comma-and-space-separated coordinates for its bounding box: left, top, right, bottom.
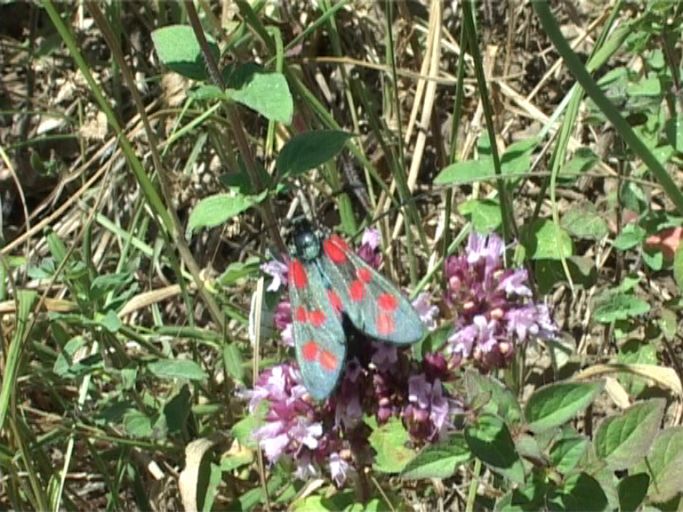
288, 221, 425, 400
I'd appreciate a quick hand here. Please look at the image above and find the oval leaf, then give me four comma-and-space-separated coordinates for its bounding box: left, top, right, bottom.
400, 434, 471, 480
151, 25, 219, 81
226, 65, 293, 124
187, 191, 265, 237
148, 359, 207, 381
522, 219, 574, 260
634, 426, 683, 502
368, 418, 415, 474
525, 381, 604, 433
434, 159, 494, 186
465, 414, 525, 483
276, 130, 353, 179
594, 398, 666, 470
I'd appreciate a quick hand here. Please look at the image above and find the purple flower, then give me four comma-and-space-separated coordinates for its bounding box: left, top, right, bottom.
357, 228, 382, 269
371, 342, 398, 372
412, 292, 439, 331
444, 232, 556, 370
403, 374, 456, 441
329, 452, 352, 486
262, 260, 288, 292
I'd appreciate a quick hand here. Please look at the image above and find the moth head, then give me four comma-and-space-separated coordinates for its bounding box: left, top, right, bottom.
290, 219, 322, 262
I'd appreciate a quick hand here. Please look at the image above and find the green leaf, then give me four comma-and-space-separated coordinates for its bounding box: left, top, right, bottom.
626, 75, 661, 96
186, 191, 266, 237
222, 343, 244, 384
561, 204, 609, 240
501, 137, 537, 176
547, 472, 608, 511
369, 418, 415, 473
231, 402, 267, 449
634, 426, 683, 503
594, 398, 666, 470
560, 147, 599, 181
522, 219, 574, 260
549, 435, 589, 474
217, 257, 260, 286
400, 434, 471, 479
617, 340, 657, 396
525, 381, 604, 433
593, 292, 650, 323
188, 85, 225, 101
613, 224, 647, 251
458, 199, 502, 233
465, 414, 525, 484
97, 309, 122, 333
665, 115, 683, 152
617, 473, 649, 512
148, 359, 207, 381
673, 243, 683, 292
276, 130, 353, 179
151, 25, 219, 81
225, 66, 292, 124
464, 370, 523, 425
219, 450, 253, 472
433, 158, 493, 186
123, 410, 153, 438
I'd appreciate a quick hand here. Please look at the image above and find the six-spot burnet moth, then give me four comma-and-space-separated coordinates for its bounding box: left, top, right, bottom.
287, 220, 426, 400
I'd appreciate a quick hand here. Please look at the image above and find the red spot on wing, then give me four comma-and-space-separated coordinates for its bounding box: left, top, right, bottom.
308, 309, 326, 327
327, 289, 343, 313
302, 341, 319, 361
376, 312, 395, 336
295, 306, 308, 322
349, 280, 365, 302
323, 235, 349, 264
289, 259, 308, 289
377, 293, 399, 312
319, 350, 338, 371
356, 267, 372, 283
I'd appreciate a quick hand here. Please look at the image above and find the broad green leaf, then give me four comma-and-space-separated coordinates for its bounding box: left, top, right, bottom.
464, 370, 523, 425
156, 385, 192, 437
634, 426, 683, 503
626, 75, 661, 96
151, 25, 219, 81
613, 224, 646, 251
525, 381, 603, 433
433, 159, 493, 186
400, 434, 471, 480
222, 343, 245, 384
617, 340, 657, 396
217, 257, 260, 286
617, 473, 649, 512
97, 309, 122, 333
501, 137, 537, 176
188, 85, 225, 101
547, 472, 608, 511
560, 147, 599, 180
369, 418, 415, 473
231, 401, 267, 448
458, 199, 502, 233
465, 414, 525, 484
186, 190, 266, 237
276, 130, 353, 179
593, 292, 650, 323
561, 205, 609, 240
594, 398, 666, 470
549, 435, 589, 474
148, 359, 207, 381
226, 66, 293, 124
123, 410, 153, 438
522, 219, 573, 260
219, 450, 253, 472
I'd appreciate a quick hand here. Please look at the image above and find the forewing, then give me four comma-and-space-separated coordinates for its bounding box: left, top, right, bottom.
319, 235, 425, 345
288, 258, 346, 400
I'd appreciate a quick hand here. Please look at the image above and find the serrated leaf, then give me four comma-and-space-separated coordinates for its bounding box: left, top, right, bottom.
594, 398, 666, 470
547, 472, 608, 511
593, 293, 650, 323
617, 473, 649, 512
186, 191, 266, 237
433, 158, 493, 186
613, 224, 646, 251
276, 130, 353, 179
464, 370, 523, 425
400, 434, 471, 479
369, 418, 415, 473
634, 426, 683, 503
458, 199, 502, 233
151, 25, 219, 81
226, 66, 292, 124
561, 205, 609, 240
525, 381, 604, 433
465, 414, 525, 483
522, 219, 573, 260
549, 436, 589, 474
148, 359, 207, 381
